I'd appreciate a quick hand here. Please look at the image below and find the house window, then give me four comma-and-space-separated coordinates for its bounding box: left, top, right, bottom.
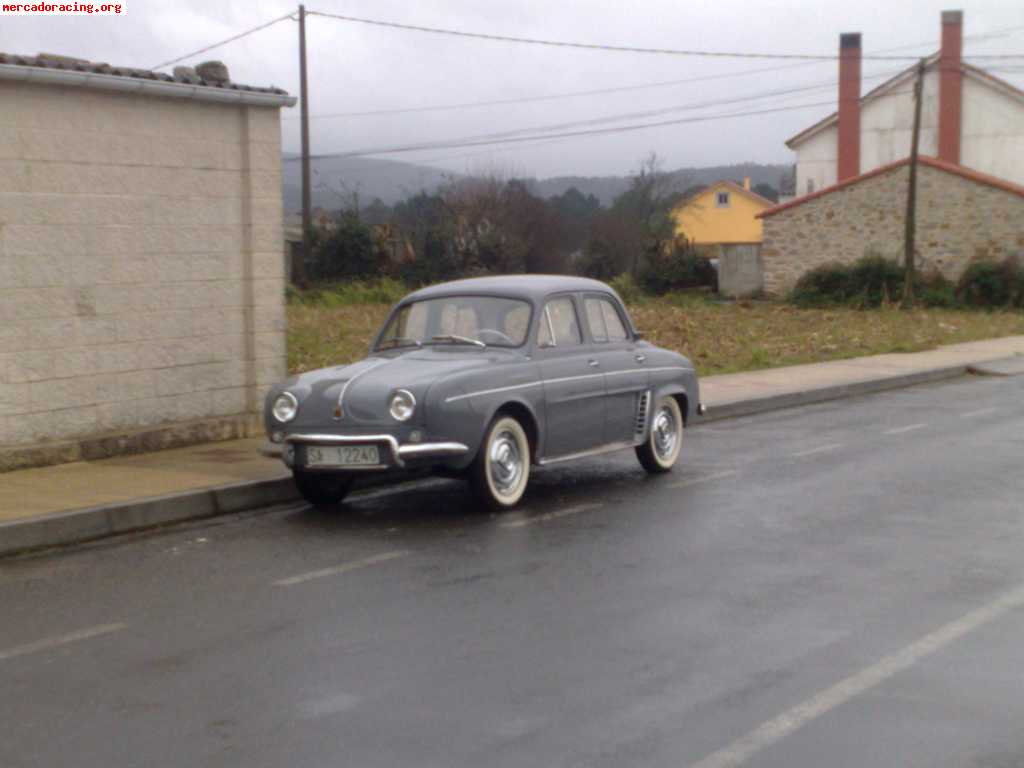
716, 192, 730, 207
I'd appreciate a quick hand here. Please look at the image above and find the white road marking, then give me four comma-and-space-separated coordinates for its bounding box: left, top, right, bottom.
273, 550, 409, 587
961, 407, 997, 418
670, 470, 739, 489
790, 443, 844, 458
883, 423, 928, 435
500, 503, 603, 529
0, 622, 127, 663
689, 581, 1024, 768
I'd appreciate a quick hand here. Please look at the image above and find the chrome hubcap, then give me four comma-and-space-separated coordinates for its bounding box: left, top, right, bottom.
652, 406, 678, 460
489, 431, 523, 495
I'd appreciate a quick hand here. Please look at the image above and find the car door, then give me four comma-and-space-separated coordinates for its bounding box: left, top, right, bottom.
582, 293, 650, 446
535, 294, 605, 459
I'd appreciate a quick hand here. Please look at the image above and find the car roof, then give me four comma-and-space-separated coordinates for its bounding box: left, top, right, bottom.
403, 274, 616, 303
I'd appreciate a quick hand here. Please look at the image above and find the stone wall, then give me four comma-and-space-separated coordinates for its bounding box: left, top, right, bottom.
761, 160, 1024, 295
0, 82, 287, 469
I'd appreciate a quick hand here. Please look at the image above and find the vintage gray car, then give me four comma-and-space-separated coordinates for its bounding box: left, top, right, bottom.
264, 275, 703, 510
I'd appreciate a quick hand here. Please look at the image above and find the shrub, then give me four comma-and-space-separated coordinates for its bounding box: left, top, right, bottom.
791, 254, 903, 307
847, 255, 904, 307
638, 241, 717, 294
956, 258, 1021, 308
915, 270, 957, 308
790, 262, 854, 306
609, 272, 645, 305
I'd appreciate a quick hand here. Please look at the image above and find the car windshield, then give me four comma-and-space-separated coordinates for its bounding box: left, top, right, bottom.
377, 295, 532, 350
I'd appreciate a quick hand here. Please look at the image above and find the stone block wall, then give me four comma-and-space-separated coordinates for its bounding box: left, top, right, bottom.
761, 161, 1024, 295
0, 82, 287, 469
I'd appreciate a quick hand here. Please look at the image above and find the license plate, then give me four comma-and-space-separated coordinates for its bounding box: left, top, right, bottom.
305, 444, 381, 468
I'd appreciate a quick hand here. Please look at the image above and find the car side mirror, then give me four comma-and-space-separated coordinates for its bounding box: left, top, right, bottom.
633, 331, 644, 340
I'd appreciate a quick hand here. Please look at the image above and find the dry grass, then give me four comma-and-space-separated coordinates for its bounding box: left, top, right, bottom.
287, 296, 1024, 376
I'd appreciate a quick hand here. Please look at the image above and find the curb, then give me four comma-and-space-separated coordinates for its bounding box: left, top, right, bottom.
0, 477, 299, 559
0, 363, 973, 559
696, 364, 968, 423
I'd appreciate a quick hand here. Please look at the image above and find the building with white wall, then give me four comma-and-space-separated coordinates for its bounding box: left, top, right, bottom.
787, 11, 1024, 197
0, 53, 295, 470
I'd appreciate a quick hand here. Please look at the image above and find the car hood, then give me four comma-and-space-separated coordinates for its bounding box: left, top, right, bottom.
281, 347, 517, 427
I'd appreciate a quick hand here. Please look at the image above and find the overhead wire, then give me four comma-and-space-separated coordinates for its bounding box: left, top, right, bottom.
307, 9, 943, 61
151, 11, 295, 70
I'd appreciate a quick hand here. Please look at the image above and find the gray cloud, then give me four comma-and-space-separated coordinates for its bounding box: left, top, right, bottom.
4, 0, 1021, 177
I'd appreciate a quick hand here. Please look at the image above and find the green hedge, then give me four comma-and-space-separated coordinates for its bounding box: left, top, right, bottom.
791, 255, 962, 308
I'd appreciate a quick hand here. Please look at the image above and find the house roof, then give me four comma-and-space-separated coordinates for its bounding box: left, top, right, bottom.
0, 52, 295, 107
785, 55, 1024, 149
676, 180, 775, 209
757, 155, 1024, 218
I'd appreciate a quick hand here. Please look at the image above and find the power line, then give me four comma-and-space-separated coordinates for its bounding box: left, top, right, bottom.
288, 96, 926, 161
288, 26, 1024, 122
151, 11, 295, 70
307, 9, 934, 61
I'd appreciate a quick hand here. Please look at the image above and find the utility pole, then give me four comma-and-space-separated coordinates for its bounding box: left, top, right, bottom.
903, 58, 926, 307
297, 3, 311, 287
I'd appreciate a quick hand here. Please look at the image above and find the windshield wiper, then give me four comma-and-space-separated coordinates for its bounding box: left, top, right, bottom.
430, 334, 486, 348
378, 337, 422, 350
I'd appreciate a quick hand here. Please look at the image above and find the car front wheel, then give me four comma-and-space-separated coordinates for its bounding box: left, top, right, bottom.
293, 470, 353, 508
471, 415, 531, 510
636, 395, 683, 473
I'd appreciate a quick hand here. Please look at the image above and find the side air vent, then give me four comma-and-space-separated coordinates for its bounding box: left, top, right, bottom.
635, 391, 650, 438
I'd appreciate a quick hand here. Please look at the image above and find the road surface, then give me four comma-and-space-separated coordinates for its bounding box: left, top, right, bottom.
2, 373, 1023, 767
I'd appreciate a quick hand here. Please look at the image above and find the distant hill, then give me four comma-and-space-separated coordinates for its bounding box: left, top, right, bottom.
282, 154, 457, 212
526, 163, 792, 205
283, 155, 791, 212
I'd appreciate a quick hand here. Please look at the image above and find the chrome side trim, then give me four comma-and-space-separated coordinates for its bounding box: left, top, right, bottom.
444, 366, 689, 403
537, 440, 634, 466
445, 381, 542, 403
284, 433, 468, 469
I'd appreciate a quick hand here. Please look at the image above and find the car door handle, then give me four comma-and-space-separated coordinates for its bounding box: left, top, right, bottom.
588, 359, 600, 368
634, 353, 646, 363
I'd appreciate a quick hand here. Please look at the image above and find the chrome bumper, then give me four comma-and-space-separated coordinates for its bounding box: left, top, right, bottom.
279, 433, 469, 469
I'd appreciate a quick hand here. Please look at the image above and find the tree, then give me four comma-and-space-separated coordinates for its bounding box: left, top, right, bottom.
309, 211, 378, 282
580, 153, 681, 278
753, 183, 779, 202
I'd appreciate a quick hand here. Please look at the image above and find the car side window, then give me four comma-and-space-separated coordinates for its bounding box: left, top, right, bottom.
537, 297, 582, 348
584, 296, 629, 343
600, 300, 628, 342
583, 298, 607, 343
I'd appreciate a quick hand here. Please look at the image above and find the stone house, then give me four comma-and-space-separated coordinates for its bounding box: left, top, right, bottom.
0, 53, 295, 470
758, 9, 1024, 295
759, 157, 1024, 295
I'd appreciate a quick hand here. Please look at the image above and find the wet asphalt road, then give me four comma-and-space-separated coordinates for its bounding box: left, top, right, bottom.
2, 374, 1023, 768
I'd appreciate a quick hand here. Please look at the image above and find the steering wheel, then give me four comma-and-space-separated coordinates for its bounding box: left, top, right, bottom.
476, 328, 516, 345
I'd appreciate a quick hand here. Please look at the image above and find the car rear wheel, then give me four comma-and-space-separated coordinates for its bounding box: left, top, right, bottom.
293, 470, 353, 508
636, 395, 683, 473
471, 415, 531, 510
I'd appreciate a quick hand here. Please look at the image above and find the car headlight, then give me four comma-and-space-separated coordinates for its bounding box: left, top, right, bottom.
389, 389, 416, 422
272, 392, 298, 423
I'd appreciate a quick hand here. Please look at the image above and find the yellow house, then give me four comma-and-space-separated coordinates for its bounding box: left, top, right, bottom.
671, 178, 773, 245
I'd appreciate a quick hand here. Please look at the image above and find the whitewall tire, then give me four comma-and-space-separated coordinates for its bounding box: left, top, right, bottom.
636, 395, 683, 473
471, 415, 531, 510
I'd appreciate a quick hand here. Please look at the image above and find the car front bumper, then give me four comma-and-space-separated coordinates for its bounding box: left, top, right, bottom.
262, 433, 470, 470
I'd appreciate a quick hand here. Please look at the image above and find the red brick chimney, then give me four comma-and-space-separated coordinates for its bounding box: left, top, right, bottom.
938, 10, 963, 164
837, 32, 862, 182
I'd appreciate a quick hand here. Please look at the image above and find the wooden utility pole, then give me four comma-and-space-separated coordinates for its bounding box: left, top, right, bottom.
297, 3, 311, 287
903, 58, 926, 307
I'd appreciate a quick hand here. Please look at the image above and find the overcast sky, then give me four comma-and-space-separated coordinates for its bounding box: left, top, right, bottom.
3, 0, 1022, 178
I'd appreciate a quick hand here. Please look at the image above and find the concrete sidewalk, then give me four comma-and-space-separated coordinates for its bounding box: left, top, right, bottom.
1, 335, 1022, 555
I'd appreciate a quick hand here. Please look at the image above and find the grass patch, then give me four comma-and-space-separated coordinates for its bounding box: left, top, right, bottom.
287, 294, 1024, 376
